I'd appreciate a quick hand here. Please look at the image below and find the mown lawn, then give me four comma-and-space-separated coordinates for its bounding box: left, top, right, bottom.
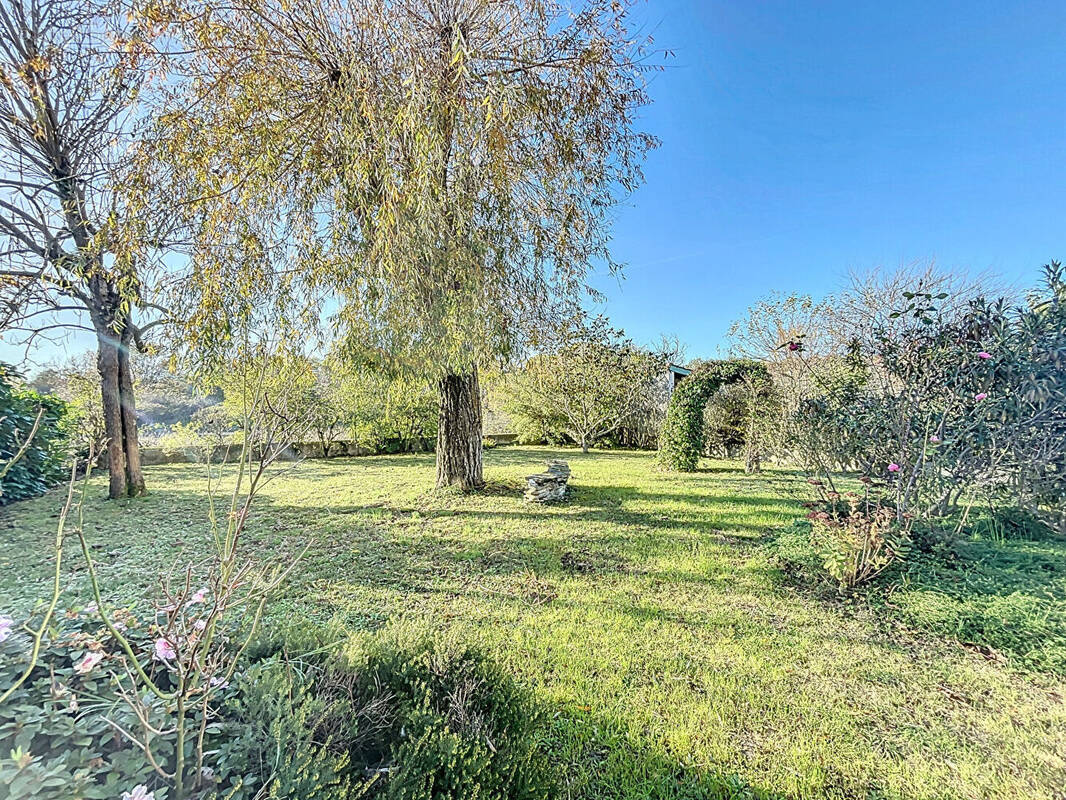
3, 447, 1065, 799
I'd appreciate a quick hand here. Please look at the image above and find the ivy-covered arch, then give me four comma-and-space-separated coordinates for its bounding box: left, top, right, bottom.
657, 359, 769, 471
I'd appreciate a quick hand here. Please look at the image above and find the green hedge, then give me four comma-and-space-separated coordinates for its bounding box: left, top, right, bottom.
0, 364, 68, 504
657, 360, 767, 471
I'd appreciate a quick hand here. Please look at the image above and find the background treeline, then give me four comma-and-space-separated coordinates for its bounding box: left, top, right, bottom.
0, 352, 442, 503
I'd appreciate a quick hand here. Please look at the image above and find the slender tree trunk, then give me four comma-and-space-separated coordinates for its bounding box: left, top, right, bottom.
118, 329, 146, 496
581, 435, 589, 454
436, 368, 484, 490
95, 327, 146, 499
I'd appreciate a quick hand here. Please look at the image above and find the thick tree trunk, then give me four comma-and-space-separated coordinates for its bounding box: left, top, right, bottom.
97, 337, 127, 500
95, 329, 146, 499
436, 369, 484, 490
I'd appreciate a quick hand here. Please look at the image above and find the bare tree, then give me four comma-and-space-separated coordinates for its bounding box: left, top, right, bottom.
0, 0, 168, 498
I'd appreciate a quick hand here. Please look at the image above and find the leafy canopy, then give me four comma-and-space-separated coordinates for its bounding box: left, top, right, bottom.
151, 0, 659, 372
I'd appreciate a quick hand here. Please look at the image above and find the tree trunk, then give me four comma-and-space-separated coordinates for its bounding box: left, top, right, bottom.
581, 436, 589, 454
96, 329, 146, 499
118, 330, 146, 496
436, 369, 484, 490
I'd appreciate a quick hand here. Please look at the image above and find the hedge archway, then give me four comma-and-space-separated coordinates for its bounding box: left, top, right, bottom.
657, 359, 768, 471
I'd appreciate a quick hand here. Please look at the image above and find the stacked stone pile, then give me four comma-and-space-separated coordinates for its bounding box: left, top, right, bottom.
524, 460, 570, 503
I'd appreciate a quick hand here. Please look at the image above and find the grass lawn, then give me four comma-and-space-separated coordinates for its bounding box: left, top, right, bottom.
3, 446, 1065, 799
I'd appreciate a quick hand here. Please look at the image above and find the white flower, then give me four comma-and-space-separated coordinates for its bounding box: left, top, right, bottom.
0, 616, 14, 643
121, 785, 155, 800
73, 651, 104, 674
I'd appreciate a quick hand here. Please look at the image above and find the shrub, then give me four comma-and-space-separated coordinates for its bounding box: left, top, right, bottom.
0, 609, 169, 800
214, 624, 556, 800
791, 263, 1066, 531
806, 492, 909, 590
776, 482, 911, 591
0, 364, 68, 504
1, 614, 557, 800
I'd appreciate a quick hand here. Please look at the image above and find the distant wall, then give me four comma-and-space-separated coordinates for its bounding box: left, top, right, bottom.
137, 432, 518, 466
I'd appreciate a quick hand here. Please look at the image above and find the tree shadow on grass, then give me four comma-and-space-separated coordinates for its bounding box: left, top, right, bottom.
548, 703, 790, 800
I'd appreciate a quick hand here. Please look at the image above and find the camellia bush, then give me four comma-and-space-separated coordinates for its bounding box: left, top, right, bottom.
794, 262, 1066, 534
0, 364, 68, 504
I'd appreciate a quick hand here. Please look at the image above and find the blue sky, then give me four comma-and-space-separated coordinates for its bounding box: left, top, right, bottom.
589, 0, 1066, 358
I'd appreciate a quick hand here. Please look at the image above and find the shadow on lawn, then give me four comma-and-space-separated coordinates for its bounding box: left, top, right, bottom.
552, 703, 789, 800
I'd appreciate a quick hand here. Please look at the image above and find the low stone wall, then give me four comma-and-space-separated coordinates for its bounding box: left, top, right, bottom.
137, 433, 518, 465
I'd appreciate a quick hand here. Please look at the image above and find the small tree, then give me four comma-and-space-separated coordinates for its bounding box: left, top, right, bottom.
703, 373, 781, 473
0, 0, 171, 498
501, 316, 663, 453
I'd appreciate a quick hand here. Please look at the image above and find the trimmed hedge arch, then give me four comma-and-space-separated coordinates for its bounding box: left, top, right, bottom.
657, 359, 769, 471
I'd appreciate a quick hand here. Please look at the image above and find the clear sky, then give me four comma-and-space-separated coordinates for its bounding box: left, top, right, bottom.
588, 0, 1066, 358
4, 0, 1064, 368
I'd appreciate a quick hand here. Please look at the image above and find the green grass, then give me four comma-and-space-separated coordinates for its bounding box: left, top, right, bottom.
3, 447, 1065, 799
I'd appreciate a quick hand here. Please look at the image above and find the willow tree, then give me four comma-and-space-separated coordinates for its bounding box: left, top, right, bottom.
0, 0, 168, 498
154, 0, 657, 489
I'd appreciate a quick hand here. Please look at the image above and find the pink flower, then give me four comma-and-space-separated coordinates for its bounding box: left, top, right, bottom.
977, 351, 992, 359
122, 786, 155, 800
208, 675, 229, 690
887, 463, 901, 473
929, 435, 941, 443
74, 651, 104, 674
193, 619, 207, 631
153, 638, 177, 661
787, 341, 802, 352
974, 392, 988, 401
187, 587, 208, 606
0, 616, 13, 643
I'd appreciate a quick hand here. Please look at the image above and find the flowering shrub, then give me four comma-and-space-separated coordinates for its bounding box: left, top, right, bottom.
0, 610, 172, 800
0, 611, 557, 800
793, 263, 1066, 532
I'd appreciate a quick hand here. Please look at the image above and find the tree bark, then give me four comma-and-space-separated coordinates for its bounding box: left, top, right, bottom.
95, 326, 146, 499
117, 329, 146, 496
436, 369, 484, 490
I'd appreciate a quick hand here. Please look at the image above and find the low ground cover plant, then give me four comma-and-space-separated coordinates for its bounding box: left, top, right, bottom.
0, 614, 554, 799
